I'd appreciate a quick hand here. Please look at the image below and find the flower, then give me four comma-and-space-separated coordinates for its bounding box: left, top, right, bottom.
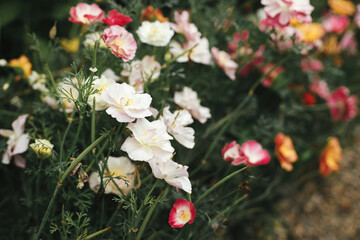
141, 6, 169, 22
9, 55, 32, 79
169, 199, 196, 228
328, 0, 355, 16
121, 56, 161, 93
170, 10, 201, 42
28, 71, 49, 94
148, 158, 191, 193
89, 156, 136, 196
0, 59, 7, 66
121, 118, 174, 161
354, 4, 360, 28
60, 38, 80, 53
302, 92, 316, 105
102, 68, 120, 81
102, 26, 137, 62
169, 38, 212, 65
174, 87, 211, 124
58, 78, 79, 113
319, 137, 342, 177
274, 133, 298, 171
260, 63, 284, 87
0, 114, 29, 168
101, 82, 152, 122
339, 31, 357, 55
296, 23, 325, 43
68, 3, 104, 25
241, 140, 271, 166
30, 139, 54, 159
222, 141, 247, 166
211, 47, 238, 81
309, 79, 330, 99
83, 32, 107, 49
87, 75, 116, 111
261, 0, 314, 28
322, 36, 340, 55
103, 10, 132, 26
322, 15, 349, 34
161, 107, 195, 149
326, 86, 358, 121
301, 58, 324, 72
136, 21, 174, 47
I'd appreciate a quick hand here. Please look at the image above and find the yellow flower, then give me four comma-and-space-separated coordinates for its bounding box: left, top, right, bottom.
9, 55, 32, 79
274, 133, 298, 172
289, 17, 299, 26
60, 38, 79, 53
30, 139, 54, 159
296, 23, 325, 43
319, 137, 342, 177
322, 36, 340, 55
328, 0, 355, 16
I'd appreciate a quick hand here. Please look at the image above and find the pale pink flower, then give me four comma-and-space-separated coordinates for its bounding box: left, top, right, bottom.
170, 10, 201, 42
121, 118, 174, 161
301, 57, 324, 72
102, 82, 152, 122
161, 106, 195, 149
309, 79, 330, 99
88, 75, 116, 111
148, 157, 191, 193
136, 21, 174, 47
174, 87, 211, 124
0, 114, 29, 168
211, 47, 238, 81
69, 3, 104, 25
169, 38, 211, 65
241, 140, 271, 166
354, 4, 360, 28
102, 26, 137, 62
222, 141, 247, 166
261, 0, 314, 28
58, 79, 79, 113
169, 199, 196, 228
326, 87, 358, 121
322, 15, 349, 34
339, 31, 357, 55
89, 156, 135, 196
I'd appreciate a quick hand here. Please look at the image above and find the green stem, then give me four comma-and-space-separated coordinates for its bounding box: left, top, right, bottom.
83, 227, 112, 240
65, 113, 84, 161
59, 110, 76, 162
194, 166, 248, 206
135, 187, 169, 240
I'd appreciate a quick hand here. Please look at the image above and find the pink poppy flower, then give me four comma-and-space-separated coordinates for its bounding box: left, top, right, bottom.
170, 10, 201, 42
326, 87, 358, 121
339, 31, 357, 55
228, 31, 249, 55
322, 15, 349, 34
355, 4, 360, 28
260, 63, 284, 87
0, 114, 29, 168
301, 57, 324, 72
69, 3, 104, 25
261, 0, 314, 28
221, 141, 247, 166
211, 47, 238, 81
242, 140, 271, 166
103, 10, 132, 27
102, 26, 137, 61
309, 79, 330, 99
169, 199, 196, 228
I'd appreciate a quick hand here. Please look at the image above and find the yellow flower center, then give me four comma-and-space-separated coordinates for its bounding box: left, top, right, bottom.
179, 210, 190, 221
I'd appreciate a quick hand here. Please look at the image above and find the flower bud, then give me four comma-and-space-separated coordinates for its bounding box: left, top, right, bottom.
30, 139, 54, 159
49, 23, 57, 39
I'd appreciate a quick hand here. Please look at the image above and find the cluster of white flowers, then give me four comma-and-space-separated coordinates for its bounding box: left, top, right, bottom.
28, 71, 49, 94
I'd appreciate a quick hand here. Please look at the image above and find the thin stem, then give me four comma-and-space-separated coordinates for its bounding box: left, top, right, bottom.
194, 166, 248, 206
83, 227, 112, 240
65, 113, 84, 161
59, 110, 76, 162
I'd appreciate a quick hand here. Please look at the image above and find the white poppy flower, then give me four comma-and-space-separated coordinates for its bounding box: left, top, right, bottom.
88, 75, 116, 111
136, 21, 174, 47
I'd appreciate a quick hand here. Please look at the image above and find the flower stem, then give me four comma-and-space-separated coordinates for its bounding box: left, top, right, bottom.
194, 166, 248, 206
83, 226, 112, 240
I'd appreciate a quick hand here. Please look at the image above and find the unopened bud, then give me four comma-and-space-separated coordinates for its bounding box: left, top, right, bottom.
30, 139, 54, 159
49, 23, 57, 39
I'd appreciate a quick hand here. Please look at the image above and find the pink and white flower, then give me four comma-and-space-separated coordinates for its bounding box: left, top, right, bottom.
169, 38, 212, 65
136, 21, 174, 47
260, 63, 284, 87
121, 118, 174, 161
102, 26, 137, 62
161, 106, 195, 149
0, 114, 29, 168
148, 158, 191, 193
211, 47, 238, 81
121, 56, 161, 93
326, 87, 358, 121
69, 3, 104, 25
322, 15, 349, 34
169, 199, 196, 228
102, 82, 152, 122
89, 156, 136, 196
103, 10, 132, 27
301, 57, 324, 72
309, 79, 330, 99
355, 4, 360, 28
88, 75, 116, 111
174, 87, 211, 124
170, 10, 201, 42
241, 140, 271, 166
222, 141, 247, 166
339, 31, 357, 55
261, 0, 314, 28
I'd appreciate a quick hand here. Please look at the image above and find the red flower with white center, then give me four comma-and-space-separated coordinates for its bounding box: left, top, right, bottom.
241, 140, 271, 166
169, 199, 196, 228
326, 87, 358, 121
69, 3, 104, 25
103, 10, 132, 27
